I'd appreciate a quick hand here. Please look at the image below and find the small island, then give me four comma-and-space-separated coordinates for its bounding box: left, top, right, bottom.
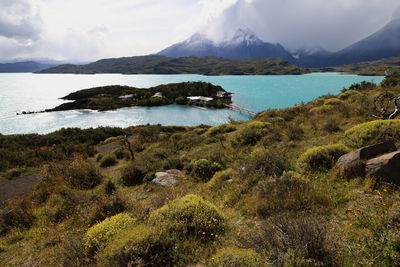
19, 82, 233, 114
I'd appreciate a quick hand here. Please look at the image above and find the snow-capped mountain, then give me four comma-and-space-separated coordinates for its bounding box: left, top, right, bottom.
158, 29, 294, 62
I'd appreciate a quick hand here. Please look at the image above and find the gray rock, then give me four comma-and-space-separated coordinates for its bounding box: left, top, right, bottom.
365, 151, 400, 184
152, 169, 184, 187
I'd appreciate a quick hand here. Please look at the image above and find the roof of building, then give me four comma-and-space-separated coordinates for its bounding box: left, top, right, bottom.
187, 96, 214, 102
119, 94, 134, 99
216, 91, 233, 98
152, 92, 163, 98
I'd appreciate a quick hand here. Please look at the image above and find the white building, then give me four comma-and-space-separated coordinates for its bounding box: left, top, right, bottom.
187, 96, 213, 103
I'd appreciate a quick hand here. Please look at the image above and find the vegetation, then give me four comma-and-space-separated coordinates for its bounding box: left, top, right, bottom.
298, 144, 350, 172
3, 75, 400, 266
209, 247, 265, 266
342, 119, 400, 148
37, 55, 309, 75
149, 194, 226, 239
84, 213, 136, 255
317, 57, 400, 76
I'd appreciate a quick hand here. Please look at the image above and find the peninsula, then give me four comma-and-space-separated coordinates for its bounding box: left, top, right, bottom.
19, 82, 232, 114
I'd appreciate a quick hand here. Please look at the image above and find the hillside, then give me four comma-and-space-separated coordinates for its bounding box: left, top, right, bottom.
37, 55, 308, 75
2, 75, 400, 265
316, 57, 400, 76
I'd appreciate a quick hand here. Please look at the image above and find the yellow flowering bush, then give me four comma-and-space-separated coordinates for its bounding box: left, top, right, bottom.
342, 119, 400, 148
84, 213, 136, 255
208, 247, 266, 267
149, 194, 225, 239
98, 225, 174, 266
298, 144, 350, 172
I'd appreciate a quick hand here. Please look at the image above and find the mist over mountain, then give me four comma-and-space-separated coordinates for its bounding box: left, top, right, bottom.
158, 29, 294, 63
158, 14, 400, 69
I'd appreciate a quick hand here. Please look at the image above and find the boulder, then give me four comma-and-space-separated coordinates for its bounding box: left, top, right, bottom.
152, 169, 184, 187
365, 151, 400, 184
336, 141, 396, 177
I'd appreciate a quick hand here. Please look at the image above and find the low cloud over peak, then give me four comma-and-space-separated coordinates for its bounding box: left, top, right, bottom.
202, 0, 399, 52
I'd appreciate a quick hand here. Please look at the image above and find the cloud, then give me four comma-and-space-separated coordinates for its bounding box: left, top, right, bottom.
0, 0, 42, 43
203, 0, 400, 51
0, 0, 399, 61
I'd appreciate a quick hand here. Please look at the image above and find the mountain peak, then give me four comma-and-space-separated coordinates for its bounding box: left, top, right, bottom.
158, 28, 293, 62
222, 28, 263, 46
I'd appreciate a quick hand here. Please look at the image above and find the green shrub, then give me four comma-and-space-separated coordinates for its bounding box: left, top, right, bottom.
256, 172, 329, 217
6, 168, 21, 179
207, 124, 236, 136
104, 180, 116, 195
98, 225, 174, 266
63, 157, 102, 189
342, 120, 400, 148
207, 168, 235, 189
113, 148, 130, 160
242, 148, 286, 178
235, 121, 270, 146
208, 247, 265, 267
0, 200, 34, 234
324, 98, 343, 106
310, 105, 335, 114
120, 165, 144, 186
87, 197, 126, 226
285, 123, 304, 141
189, 159, 222, 182
149, 194, 225, 239
35, 193, 76, 224
100, 155, 118, 168
322, 118, 340, 133
96, 153, 104, 162
175, 96, 187, 105
298, 144, 350, 172
84, 213, 136, 256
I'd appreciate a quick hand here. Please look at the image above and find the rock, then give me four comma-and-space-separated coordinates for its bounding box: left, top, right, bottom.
336, 141, 396, 178
365, 151, 400, 184
152, 169, 184, 187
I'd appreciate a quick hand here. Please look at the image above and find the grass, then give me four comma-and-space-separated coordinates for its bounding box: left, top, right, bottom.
2, 75, 400, 265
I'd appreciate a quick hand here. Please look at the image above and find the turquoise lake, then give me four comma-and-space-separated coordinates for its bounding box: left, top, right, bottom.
0, 73, 383, 134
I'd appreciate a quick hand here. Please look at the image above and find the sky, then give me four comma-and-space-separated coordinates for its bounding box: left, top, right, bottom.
0, 0, 399, 62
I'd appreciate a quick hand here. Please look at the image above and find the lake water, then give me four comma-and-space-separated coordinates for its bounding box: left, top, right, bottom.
0, 73, 383, 135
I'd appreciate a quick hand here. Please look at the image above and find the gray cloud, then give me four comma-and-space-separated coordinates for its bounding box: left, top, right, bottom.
0, 0, 42, 42
204, 0, 400, 52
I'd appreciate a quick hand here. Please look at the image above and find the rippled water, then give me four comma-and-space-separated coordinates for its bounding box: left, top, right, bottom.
0, 73, 383, 134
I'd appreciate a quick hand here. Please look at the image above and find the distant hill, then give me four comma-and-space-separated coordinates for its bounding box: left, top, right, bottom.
0, 61, 55, 73
158, 29, 294, 63
38, 55, 308, 75
316, 57, 400, 76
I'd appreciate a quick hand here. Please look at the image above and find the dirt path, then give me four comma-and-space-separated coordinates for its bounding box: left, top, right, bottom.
0, 173, 41, 208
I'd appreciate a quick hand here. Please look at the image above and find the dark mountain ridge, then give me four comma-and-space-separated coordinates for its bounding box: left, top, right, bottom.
158, 29, 294, 63
0, 61, 55, 73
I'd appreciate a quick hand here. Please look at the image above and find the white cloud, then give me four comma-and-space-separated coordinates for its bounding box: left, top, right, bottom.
204, 0, 400, 51
0, 0, 42, 42
0, 0, 399, 61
